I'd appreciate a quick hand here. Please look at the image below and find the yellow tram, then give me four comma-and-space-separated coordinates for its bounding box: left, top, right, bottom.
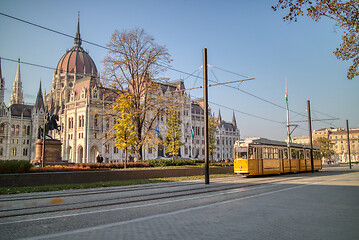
234, 138, 322, 176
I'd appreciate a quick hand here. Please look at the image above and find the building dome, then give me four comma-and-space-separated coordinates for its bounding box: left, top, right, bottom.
55, 21, 97, 76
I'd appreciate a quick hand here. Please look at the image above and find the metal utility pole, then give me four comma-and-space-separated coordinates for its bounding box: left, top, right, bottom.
346, 120, 351, 169
307, 100, 314, 173
203, 48, 209, 184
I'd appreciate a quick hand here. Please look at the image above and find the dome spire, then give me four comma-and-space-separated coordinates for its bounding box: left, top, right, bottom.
74, 12, 82, 47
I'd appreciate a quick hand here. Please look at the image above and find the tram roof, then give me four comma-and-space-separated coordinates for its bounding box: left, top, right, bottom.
242, 137, 318, 149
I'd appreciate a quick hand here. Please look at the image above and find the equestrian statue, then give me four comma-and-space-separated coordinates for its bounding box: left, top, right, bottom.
37, 112, 61, 140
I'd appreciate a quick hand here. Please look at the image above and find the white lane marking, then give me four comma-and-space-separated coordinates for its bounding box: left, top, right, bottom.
19, 178, 334, 240
1, 183, 261, 225
1, 176, 335, 226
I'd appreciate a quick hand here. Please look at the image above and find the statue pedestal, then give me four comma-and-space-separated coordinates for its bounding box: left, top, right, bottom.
34, 139, 62, 164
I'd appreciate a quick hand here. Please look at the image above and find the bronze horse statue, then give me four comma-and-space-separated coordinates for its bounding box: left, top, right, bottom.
37, 113, 61, 139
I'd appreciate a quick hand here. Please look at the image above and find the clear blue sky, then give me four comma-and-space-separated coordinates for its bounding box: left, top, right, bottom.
0, 0, 358, 140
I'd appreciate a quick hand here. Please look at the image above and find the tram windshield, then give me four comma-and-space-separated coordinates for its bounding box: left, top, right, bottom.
236, 147, 248, 159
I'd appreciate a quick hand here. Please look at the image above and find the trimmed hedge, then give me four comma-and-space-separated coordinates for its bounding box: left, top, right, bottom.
0, 160, 33, 174
146, 159, 204, 167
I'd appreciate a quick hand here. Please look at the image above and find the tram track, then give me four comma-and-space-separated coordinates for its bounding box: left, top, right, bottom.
0, 174, 314, 219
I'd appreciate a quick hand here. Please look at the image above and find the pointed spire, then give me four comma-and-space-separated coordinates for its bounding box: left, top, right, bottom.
0, 58, 5, 103
232, 112, 237, 129
0, 57, 2, 79
35, 81, 45, 110
74, 12, 82, 47
9, 58, 24, 105
218, 109, 222, 124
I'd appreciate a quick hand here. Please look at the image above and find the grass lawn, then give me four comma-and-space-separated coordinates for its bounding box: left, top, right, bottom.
0, 173, 234, 195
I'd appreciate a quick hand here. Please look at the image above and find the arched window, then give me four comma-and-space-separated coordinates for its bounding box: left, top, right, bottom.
0, 147, 3, 156
15, 125, 20, 136
22, 125, 26, 136
70, 91, 75, 102
11, 125, 15, 135
0, 124, 5, 134
92, 88, 98, 99
12, 148, 17, 156
27, 126, 31, 135
81, 88, 86, 99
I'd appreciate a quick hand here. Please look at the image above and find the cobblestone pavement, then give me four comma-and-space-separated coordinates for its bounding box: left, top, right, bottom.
1, 166, 358, 240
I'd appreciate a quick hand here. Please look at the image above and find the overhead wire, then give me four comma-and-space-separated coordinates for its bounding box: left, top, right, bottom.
0, 11, 302, 116
0, 11, 336, 130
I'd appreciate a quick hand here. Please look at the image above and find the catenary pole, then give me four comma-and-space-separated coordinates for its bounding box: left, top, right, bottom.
203, 48, 209, 184
307, 100, 314, 173
346, 120, 351, 169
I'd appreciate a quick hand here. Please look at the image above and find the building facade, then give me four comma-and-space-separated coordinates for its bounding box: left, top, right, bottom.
0, 21, 239, 163
0, 59, 45, 161
292, 127, 359, 163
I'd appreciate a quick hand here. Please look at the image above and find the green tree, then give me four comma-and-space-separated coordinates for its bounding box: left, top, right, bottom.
272, 0, 359, 79
208, 116, 218, 161
164, 107, 183, 161
314, 137, 335, 161
113, 93, 138, 168
103, 28, 175, 161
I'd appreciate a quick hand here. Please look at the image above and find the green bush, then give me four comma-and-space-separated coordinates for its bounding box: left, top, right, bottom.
0, 160, 33, 174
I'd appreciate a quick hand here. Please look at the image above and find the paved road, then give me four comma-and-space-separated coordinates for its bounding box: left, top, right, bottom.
0, 166, 358, 240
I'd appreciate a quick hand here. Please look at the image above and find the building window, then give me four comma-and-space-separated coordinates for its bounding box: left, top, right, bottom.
92, 89, 98, 99
0, 147, 3, 156
22, 125, 26, 136
81, 88, 86, 99
23, 148, 28, 156
94, 114, 99, 127
12, 148, 17, 156
114, 146, 119, 154
105, 144, 110, 153
69, 117, 74, 129
27, 126, 31, 135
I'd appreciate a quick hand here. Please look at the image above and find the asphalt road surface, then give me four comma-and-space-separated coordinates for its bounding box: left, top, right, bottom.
0, 166, 358, 240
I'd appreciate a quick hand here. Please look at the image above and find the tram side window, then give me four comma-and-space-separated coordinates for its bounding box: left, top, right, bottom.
306, 150, 310, 160
291, 149, 298, 159
274, 148, 279, 159
248, 147, 254, 159
268, 148, 273, 159
283, 149, 288, 159
299, 150, 304, 160
263, 148, 268, 159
